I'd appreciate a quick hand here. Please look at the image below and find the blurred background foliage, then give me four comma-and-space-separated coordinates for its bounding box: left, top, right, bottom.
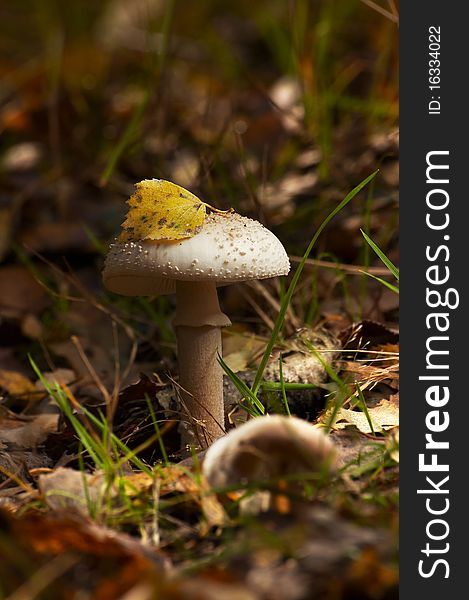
0, 0, 399, 373
0, 0, 398, 223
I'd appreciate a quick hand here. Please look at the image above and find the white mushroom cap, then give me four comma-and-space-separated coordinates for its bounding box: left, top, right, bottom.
102, 212, 290, 296
202, 415, 337, 489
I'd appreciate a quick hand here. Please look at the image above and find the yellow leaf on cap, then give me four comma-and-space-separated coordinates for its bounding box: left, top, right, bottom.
119, 179, 207, 242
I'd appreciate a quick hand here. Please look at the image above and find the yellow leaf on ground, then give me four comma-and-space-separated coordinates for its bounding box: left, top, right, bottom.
119, 179, 206, 242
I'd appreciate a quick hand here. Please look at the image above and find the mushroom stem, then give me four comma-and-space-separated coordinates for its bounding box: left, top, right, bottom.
173, 281, 230, 448
176, 325, 225, 447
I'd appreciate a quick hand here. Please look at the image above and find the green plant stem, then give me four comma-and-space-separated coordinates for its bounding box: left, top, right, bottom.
251, 171, 379, 397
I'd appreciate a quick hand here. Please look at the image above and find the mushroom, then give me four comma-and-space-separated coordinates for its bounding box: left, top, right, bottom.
102, 211, 290, 448
202, 415, 337, 490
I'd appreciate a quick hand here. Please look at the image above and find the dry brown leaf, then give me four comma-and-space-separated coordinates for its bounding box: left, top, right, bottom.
0, 414, 59, 448
342, 361, 399, 387
330, 429, 385, 469
344, 547, 399, 597
0, 266, 48, 317
21, 313, 44, 339
38, 467, 104, 514
223, 330, 265, 373
0, 448, 53, 483
386, 427, 399, 463
34, 368, 77, 390
39, 469, 160, 516
0, 369, 37, 397
159, 465, 227, 528
38, 466, 227, 529
334, 397, 399, 434
340, 320, 399, 349
39, 468, 166, 513
0, 507, 166, 599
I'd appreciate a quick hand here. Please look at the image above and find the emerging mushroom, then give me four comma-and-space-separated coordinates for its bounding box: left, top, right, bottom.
202, 415, 337, 491
102, 203, 290, 448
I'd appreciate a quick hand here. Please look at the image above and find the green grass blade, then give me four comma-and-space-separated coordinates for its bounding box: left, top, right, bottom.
360, 229, 399, 281
260, 381, 320, 391
145, 393, 169, 466
360, 270, 399, 294
251, 170, 379, 396
100, 92, 149, 187
301, 342, 350, 434
218, 355, 265, 416
29, 355, 153, 475
355, 383, 375, 435
278, 354, 291, 416
30, 357, 110, 468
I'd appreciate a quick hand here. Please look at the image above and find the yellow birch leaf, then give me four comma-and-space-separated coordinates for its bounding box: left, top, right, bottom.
119, 179, 207, 242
